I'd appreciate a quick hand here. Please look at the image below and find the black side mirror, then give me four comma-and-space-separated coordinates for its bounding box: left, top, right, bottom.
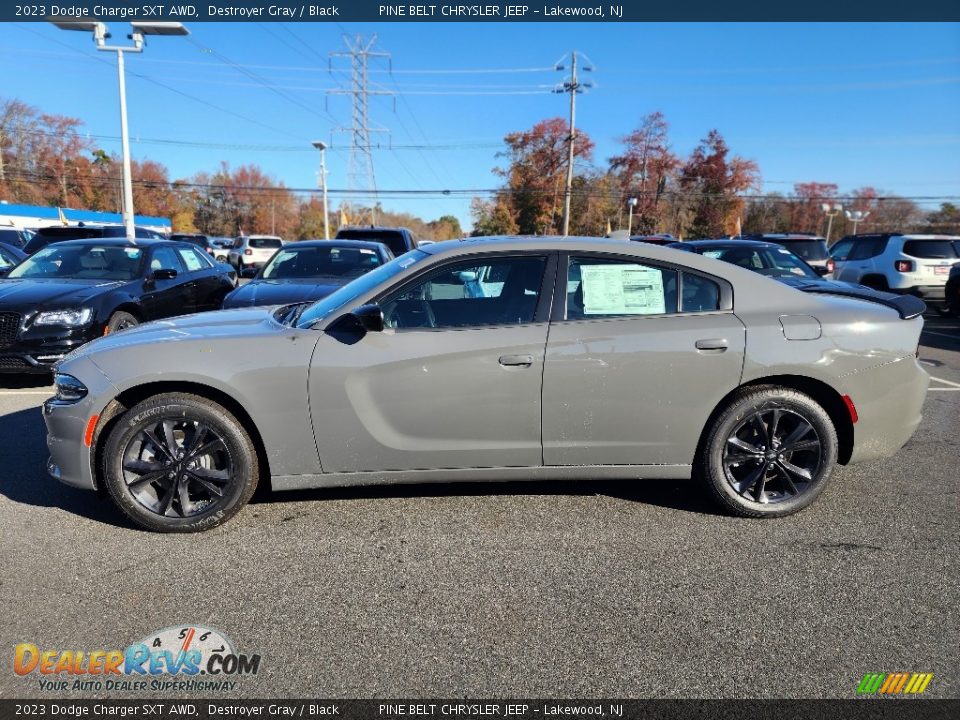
0, 268, 9, 277
351, 303, 384, 333
150, 268, 178, 281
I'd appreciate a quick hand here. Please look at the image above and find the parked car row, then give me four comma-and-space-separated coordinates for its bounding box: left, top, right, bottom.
0, 236, 395, 374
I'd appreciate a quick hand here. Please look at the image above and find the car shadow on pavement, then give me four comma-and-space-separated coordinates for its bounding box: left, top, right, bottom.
252, 477, 723, 517
0, 406, 133, 529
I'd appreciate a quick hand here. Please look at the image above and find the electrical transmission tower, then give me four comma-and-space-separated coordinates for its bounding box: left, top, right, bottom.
328, 34, 392, 225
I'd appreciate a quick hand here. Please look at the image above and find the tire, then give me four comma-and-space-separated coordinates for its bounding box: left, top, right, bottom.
697, 387, 838, 518
101, 393, 259, 533
105, 311, 139, 334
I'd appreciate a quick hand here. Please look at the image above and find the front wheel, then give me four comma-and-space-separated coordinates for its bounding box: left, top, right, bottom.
101, 393, 259, 532
105, 311, 139, 334
698, 387, 838, 518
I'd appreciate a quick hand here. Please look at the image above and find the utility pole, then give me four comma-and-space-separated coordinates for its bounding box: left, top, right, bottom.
329, 35, 392, 226
555, 51, 593, 236
0, 130, 5, 183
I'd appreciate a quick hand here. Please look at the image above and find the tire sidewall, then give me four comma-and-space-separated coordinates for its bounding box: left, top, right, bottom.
107, 311, 139, 333
704, 389, 838, 517
103, 395, 258, 533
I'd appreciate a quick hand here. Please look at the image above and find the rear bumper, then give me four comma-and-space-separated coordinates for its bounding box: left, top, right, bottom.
889, 284, 946, 301
845, 356, 929, 464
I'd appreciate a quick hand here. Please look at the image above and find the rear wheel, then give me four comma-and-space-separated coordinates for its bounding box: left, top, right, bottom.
860, 275, 889, 291
698, 387, 838, 518
105, 311, 139, 334
102, 393, 259, 532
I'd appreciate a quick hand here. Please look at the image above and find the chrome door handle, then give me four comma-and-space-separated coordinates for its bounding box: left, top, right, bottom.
695, 339, 728, 352
499, 354, 534, 367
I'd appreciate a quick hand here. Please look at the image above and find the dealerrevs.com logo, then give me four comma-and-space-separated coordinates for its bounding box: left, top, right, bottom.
857, 672, 934, 696
13, 625, 261, 692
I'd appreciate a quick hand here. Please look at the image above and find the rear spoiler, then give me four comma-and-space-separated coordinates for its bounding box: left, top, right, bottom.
795, 284, 926, 319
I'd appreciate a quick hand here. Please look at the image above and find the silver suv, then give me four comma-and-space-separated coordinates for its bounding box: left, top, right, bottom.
829, 233, 960, 305
227, 235, 284, 274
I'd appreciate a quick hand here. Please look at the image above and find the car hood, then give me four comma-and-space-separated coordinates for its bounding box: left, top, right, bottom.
0, 278, 125, 310
223, 278, 345, 308
60, 307, 287, 365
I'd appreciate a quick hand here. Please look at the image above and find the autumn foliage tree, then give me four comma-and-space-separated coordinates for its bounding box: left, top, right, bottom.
492, 117, 595, 235
679, 130, 759, 238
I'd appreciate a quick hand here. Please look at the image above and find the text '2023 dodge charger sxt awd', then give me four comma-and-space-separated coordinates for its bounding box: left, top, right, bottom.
43, 237, 929, 532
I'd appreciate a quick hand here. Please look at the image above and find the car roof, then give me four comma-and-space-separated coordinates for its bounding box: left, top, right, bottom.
746, 233, 826, 241
284, 239, 390, 251
337, 226, 411, 234
38, 238, 178, 248
668, 238, 786, 250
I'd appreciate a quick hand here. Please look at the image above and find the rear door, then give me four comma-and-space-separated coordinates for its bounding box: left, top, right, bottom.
542, 253, 746, 466
140, 246, 191, 319
309, 252, 555, 472
176, 245, 225, 312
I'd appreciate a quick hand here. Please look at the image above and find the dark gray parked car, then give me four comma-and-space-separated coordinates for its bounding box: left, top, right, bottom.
44, 237, 928, 532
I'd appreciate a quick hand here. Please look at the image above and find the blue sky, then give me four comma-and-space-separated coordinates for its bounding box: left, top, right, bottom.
1, 21, 959, 230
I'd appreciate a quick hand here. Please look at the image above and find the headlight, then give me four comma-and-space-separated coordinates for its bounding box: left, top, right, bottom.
34, 308, 94, 327
53, 373, 88, 403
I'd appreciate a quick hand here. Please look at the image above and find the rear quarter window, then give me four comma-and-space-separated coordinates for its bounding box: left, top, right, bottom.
902, 240, 959, 259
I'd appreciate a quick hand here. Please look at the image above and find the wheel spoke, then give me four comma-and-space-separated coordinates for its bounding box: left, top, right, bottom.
188, 437, 226, 462
768, 409, 782, 445
161, 420, 179, 457
184, 424, 209, 457
783, 439, 820, 454
781, 420, 813, 450
779, 457, 813, 482
750, 414, 768, 445
188, 466, 231, 483
123, 459, 164, 475
187, 473, 225, 497
752, 466, 770, 503
724, 452, 761, 466
177, 477, 196, 516
774, 463, 801, 495
733, 461, 767, 496
728, 436, 762, 455
158, 482, 178, 516
142, 429, 173, 462
127, 469, 170, 488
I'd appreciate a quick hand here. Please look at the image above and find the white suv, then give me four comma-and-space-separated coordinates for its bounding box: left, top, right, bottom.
227, 235, 284, 274
829, 234, 960, 306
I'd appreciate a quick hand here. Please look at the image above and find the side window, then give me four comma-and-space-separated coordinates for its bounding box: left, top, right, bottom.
567, 257, 678, 319
849, 238, 887, 260
0, 250, 14, 270
681, 273, 721, 313
150, 247, 183, 274
192, 248, 215, 268
830, 239, 853, 261
176, 247, 205, 272
381, 255, 547, 329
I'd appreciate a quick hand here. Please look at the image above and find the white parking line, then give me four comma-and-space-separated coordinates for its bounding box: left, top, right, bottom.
0, 390, 52, 396
929, 388, 960, 392
930, 376, 960, 388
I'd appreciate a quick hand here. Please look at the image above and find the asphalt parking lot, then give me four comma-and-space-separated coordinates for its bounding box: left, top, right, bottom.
0, 313, 957, 700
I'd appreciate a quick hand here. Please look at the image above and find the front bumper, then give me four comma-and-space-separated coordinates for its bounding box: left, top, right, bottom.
43, 356, 119, 491
0, 324, 100, 373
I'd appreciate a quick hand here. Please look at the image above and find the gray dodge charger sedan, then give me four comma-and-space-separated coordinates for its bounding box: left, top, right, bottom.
43, 237, 929, 532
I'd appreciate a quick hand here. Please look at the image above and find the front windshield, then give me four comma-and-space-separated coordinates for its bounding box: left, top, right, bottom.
7, 244, 144, 281
295, 250, 429, 328
702, 246, 818, 278
262, 245, 383, 280
781, 240, 829, 261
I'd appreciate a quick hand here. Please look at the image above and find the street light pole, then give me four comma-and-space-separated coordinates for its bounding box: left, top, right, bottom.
53, 20, 189, 241
115, 47, 136, 240
627, 197, 638, 235
820, 202, 843, 244
312, 140, 330, 240
844, 209, 870, 235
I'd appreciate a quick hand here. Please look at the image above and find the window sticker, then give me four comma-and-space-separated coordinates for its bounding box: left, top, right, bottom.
703, 250, 723, 259
124, 248, 142, 258
580, 264, 665, 315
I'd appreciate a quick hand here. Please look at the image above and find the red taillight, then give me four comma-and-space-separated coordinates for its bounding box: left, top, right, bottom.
826, 258, 835, 274
244, 249, 253, 256
206, 248, 214, 255
841, 395, 859, 424
895, 260, 913, 272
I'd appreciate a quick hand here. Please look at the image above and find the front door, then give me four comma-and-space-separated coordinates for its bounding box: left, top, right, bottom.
309, 253, 555, 473
542, 253, 746, 466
